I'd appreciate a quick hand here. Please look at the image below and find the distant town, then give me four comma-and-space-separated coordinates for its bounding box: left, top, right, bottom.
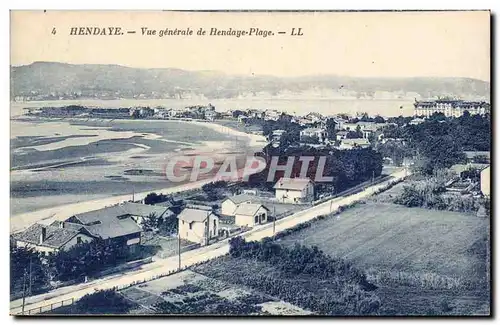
11, 97, 491, 315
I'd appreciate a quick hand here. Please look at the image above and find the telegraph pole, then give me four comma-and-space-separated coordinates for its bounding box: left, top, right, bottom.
21, 268, 27, 315
177, 231, 181, 271
28, 257, 32, 296
272, 206, 276, 240
205, 212, 210, 246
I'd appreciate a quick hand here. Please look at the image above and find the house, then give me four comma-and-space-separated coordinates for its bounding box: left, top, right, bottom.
177, 207, 220, 245
274, 177, 315, 204
481, 165, 490, 197
233, 203, 269, 227
338, 138, 370, 150
300, 128, 327, 144
464, 151, 490, 164
204, 110, 218, 121
65, 206, 144, 252
70, 202, 172, 228
247, 109, 266, 119
221, 194, 255, 215
305, 112, 324, 123
115, 202, 174, 226
264, 109, 282, 121
12, 223, 94, 253
297, 118, 316, 126
409, 117, 426, 125
336, 130, 349, 141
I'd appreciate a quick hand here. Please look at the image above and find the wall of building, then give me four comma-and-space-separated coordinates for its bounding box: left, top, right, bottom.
276, 185, 314, 204
178, 216, 220, 244
61, 233, 94, 251
235, 207, 268, 227
16, 240, 58, 253
481, 166, 490, 197
221, 200, 238, 216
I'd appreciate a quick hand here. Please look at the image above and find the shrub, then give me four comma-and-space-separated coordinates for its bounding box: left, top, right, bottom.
74, 289, 136, 314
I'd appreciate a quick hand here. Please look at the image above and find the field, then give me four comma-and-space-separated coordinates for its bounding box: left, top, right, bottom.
276, 201, 490, 315
118, 270, 311, 315
277, 202, 487, 277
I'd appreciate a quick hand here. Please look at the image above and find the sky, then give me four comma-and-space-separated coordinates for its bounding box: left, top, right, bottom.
10, 10, 490, 82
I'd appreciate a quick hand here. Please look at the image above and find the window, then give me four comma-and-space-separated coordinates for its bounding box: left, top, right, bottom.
76, 236, 82, 244
254, 215, 259, 224
189, 222, 193, 230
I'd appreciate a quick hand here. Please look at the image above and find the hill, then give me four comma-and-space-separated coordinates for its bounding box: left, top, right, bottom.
11, 61, 490, 101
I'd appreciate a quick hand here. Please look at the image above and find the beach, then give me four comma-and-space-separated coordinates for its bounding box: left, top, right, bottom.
10, 116, 267, 233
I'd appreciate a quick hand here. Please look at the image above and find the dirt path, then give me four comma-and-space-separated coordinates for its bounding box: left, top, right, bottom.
10, 169, 408, 315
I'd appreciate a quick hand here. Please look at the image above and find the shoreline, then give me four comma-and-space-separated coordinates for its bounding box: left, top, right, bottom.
10, 116, 268, 234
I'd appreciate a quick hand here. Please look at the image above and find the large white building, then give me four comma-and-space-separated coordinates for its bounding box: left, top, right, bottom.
274, 177, 315, 204
414, 100, 490, 118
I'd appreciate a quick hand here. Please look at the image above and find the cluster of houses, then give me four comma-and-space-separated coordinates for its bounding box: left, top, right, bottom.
295, 118, 390, 150
12, 177, 316, 254
447, 151, 491, 198
130, 104, 218, 120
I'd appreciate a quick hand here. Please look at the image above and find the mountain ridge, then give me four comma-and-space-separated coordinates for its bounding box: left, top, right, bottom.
11, 62, 490, 101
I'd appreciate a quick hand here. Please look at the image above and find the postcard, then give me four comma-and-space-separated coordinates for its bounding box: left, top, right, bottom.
10, 10, 491, 316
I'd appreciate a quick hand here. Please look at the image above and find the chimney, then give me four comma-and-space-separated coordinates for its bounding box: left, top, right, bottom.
39, 226, 47, 244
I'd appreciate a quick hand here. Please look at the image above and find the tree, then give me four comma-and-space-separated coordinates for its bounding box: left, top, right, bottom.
131, 109, 141, 119
373, 115, 385, 124
142, 212, 160, 232
346, 129, 363, 139
232, 110, 245, 118
46, 240, 129, 281
10, 245, 48, 294
144, 192, 171, 205
74, 289, 136, 314
325, 118, 337, 140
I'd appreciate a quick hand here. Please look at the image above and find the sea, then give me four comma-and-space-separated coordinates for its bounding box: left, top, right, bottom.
10, 98, 414, 215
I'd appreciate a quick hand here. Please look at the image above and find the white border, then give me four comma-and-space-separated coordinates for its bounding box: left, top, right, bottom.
2, 1, 497, 324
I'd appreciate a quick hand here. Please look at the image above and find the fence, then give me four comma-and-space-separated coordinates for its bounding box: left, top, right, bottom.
21, 298, 75, 315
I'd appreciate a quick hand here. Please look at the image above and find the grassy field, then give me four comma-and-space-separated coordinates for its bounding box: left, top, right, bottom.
277, 202, 487, 278
276, 201, 490, 315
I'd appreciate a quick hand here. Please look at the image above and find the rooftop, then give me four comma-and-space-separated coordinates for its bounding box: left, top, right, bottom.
341, 138, 370, 145
177, 208, 218, 223
224, 194, 256, 204
79, 217, 142, 240
233, 203, 269, 217
72, 202, 169, 225
273, 177, 313, 191
13, 223, 84, 249
301, 128, 325, 133
464, 151, 490, 159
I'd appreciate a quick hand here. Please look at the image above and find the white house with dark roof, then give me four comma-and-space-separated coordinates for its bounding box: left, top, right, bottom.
220, 194, 255, 216
274, 177, 314, 204
13, 223, 94, 253
233, 203, 269, 227
177, 207, 220, 245
65, 204, 144, 251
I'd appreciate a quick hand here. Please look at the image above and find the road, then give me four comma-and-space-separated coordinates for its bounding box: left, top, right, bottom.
11, 169, 407, 315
